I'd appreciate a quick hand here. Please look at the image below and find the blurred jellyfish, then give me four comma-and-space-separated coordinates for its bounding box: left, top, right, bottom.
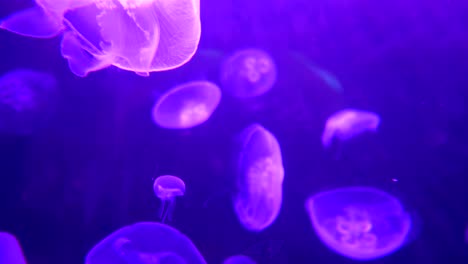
0, 232, 27, 264
153, 175, 186, 223
322, 109, 380, 148
86, 222, 206, 264
305, 186, 412, 260
220, 49, 277, 98
151, 81, 221, 129
0, 0, 201, 77
234, 124, 284, 232
0, 69, 57, 135
223, 255, 256, 264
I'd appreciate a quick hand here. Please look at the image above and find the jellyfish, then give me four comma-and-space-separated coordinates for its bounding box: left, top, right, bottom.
322, 109, 381, 148
0, 0, 201, 77
223, 255, 257, 264
0, 232, 27, 264
0, 69, 57, 135
151, 81, 221, 129
220, 49, 277, 98
86, 222, 206, 264
153, 175, 186, 223
305, 186, 412, 260
233, 124, 284, 231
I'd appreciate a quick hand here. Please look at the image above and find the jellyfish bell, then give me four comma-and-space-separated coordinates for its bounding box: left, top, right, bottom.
153, 175, 186, 223
223, 255, 257, 264
305, 186, 412, 260
0, 232, 27, 264
151, 81, 222, 129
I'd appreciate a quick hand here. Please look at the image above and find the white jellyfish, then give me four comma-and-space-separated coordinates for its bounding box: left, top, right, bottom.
322, 109, 381, 148
153, 175, 186, 223
151, 81, 222, 129
0, 232, 27, 264
305, 186, 412, 260
233, 124, 284, 232
220, 49, 277, 98
223, 255, 257, 264
0, 0, 201, 77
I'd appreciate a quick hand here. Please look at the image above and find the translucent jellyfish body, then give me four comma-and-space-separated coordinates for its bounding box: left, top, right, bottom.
151, 81, 221, 129
305, 186, 411, 260
223, 255, 257, 264
0, 232, 27, 264
153, 175, 186, 223
0, 69, 57, 135
234, 124, 284, 232
0, 0, 201, 77
322, 109, 381, 148
220, 49, 277, 98
85, 222, 206, 264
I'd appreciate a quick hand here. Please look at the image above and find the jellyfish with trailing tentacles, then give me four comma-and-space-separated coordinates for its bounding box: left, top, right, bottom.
0, 0, 201, 77
305, 186, 412, 260
322, 109, 381, 148
233, 124, 284, 232
86, 222, 206, 264
223, 255, 257, 264
0, 232, 27, 264
153, 175, 186, 223
151, 81, 221, 129
221, 49, 277, 98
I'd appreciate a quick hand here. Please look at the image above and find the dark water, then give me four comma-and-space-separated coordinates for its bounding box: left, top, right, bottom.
1, 0, 468, 263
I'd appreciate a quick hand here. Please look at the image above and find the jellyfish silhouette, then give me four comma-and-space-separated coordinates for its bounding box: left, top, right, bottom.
322, 109, 381, 148
220, 49, 277, 98
305, 186, 412, 260
0, 0, 201, 77
233, 124, 284, 232
223, 255, 257, 264
151, 81, 221, 129
86, 222, 206, 264
153, 175, 186, 223
0, 232, 27, 264
0, 69, 57, 135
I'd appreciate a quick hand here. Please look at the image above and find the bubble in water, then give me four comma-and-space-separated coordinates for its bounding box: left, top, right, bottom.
220, 49, 277, 98
152, 81, 221, 129
233, 124, 284, 232
153, 175, 186, 223
305, 186, 412, 260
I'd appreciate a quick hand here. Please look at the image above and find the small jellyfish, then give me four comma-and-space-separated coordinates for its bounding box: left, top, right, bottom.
223, 255, 257, 264
151, 81, 221, 129
0, 232, 27, 264
322, 109, 381, 148
1, 0, 201, 76
0, 69, 57, 135
86, 222, 206, 264
153, 175, 186, 223
220, 49, 277, 98
305, 186, 412, 260
234, 124, 284, 232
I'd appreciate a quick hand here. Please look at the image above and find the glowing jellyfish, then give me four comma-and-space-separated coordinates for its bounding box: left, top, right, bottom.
0, 0, 201, 77
0, 69, 57, 135
305, 186, 412, 260
322, 109, 381, 148
0, 232, 27, 264
223, 255, 257, 264
85, 222, 206, 264
153, 175, 186, 223
234, 124, 284, 232
151, 81, 221, 129
220, 49, 277, 98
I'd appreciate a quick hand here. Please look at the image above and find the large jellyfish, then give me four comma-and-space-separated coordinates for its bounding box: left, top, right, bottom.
0, 69, 57, 135
86, 222, 206, 264
151, 81, 221, 129
220, 49, 277, 98
0, 0, 201, 77
322, 109, 381, 148
0, 232, 27, 264
305, 186, 412, 260
233, 124, 284, 232
223, 255, 257, 264
153, 175, 186, 223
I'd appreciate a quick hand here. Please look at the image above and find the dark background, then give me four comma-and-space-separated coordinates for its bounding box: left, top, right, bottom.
1, 0, 468, 263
